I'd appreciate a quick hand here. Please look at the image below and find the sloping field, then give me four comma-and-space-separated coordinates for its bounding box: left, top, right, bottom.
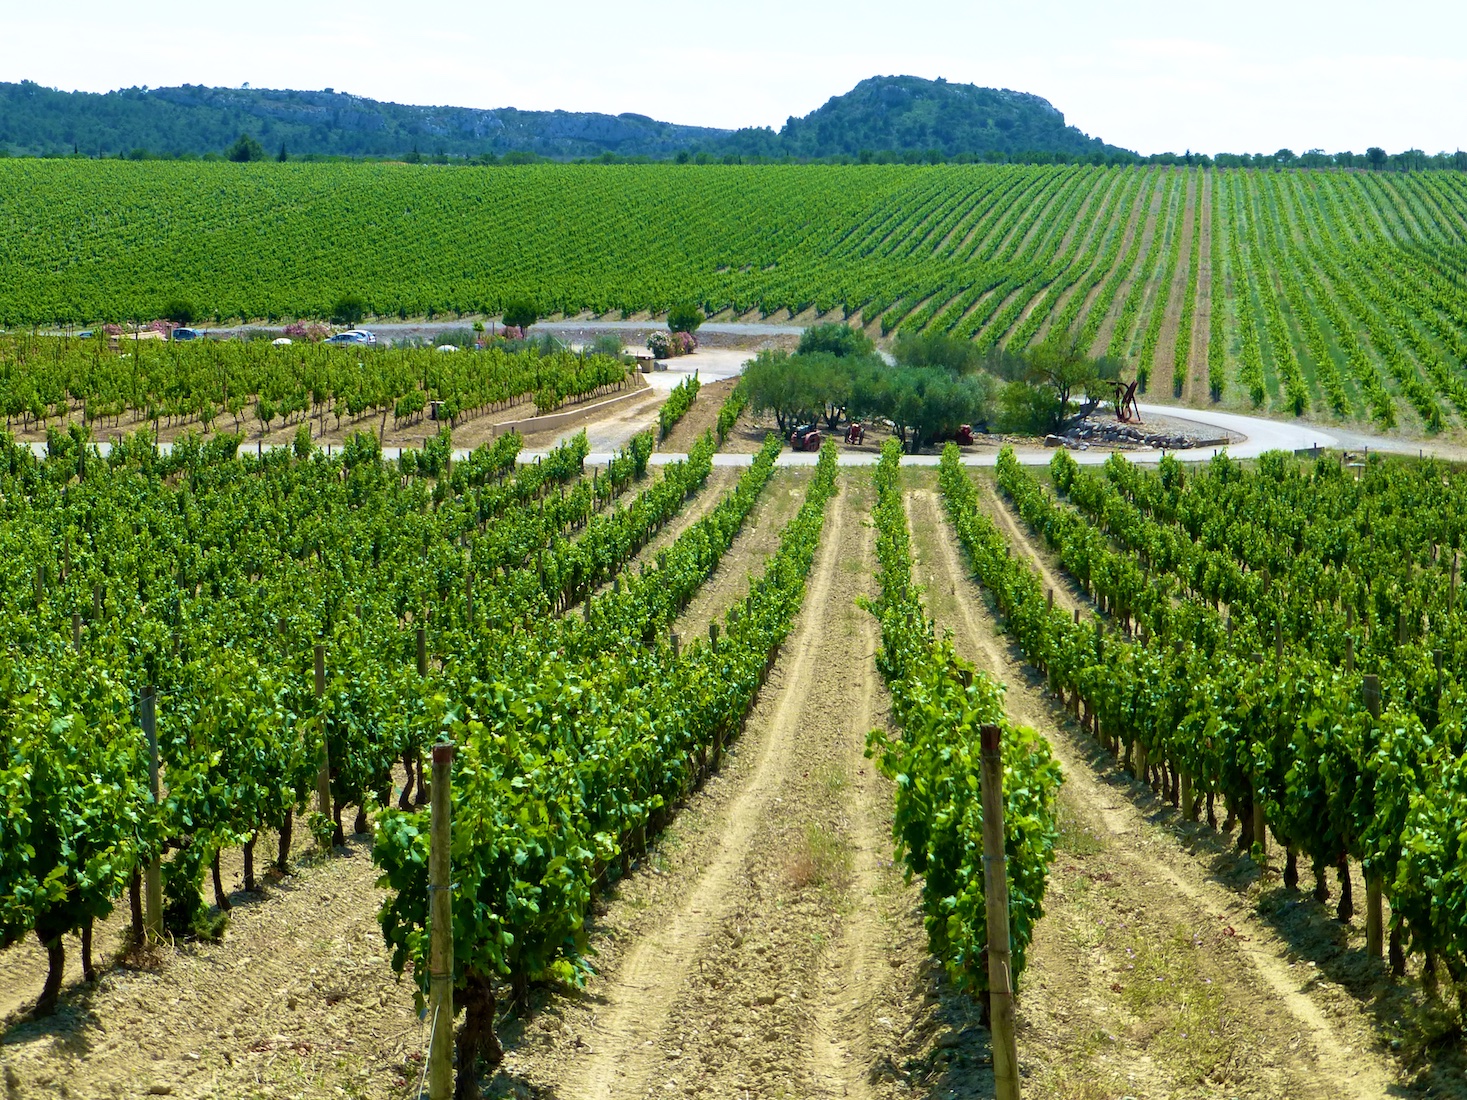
7, 162, 1467, 427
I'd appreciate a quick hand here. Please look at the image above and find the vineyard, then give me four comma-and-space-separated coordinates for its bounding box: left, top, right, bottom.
0, 334, 636, 448
15, 156, 1467, 1094
9, 162, 1467, 431
10, 378, 1467, 1093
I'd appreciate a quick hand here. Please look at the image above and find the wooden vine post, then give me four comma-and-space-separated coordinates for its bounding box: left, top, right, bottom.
142, 686, 163, 941
428, 743, 455, 1100
979, 723, 1020, 1100
1363, 673, 1384, 960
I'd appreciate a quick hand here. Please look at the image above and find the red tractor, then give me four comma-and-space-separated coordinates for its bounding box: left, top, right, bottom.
789, 425, 822, 451
844, 422, 865, 445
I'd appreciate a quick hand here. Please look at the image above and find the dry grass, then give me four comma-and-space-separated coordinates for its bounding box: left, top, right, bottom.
785, 823, 852, 891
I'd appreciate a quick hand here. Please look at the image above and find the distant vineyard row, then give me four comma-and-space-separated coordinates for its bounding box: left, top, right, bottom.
8, 162, 1467, 428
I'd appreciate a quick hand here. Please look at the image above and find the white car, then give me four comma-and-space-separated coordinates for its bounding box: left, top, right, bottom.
435, 344, 459, 353
272, 337, 293, 346
326, 329, 378, 346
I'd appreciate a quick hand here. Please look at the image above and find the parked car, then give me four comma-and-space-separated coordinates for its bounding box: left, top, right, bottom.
272, 337, 293, 346
435, 344, 459, 353
172, 327, 204, 341
77, 330, 93, 339
326, 329, 377, 346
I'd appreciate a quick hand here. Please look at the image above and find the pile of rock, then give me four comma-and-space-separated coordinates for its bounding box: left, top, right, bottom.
1044, 421, 1201, 451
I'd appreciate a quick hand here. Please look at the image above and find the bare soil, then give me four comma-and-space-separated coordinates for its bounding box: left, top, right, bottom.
658, 377, 738, 454
671, 470, 812, 642
0, 832, 425, 1100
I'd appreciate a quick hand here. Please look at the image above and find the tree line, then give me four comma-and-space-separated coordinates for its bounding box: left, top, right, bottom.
742, 324, 1122, 452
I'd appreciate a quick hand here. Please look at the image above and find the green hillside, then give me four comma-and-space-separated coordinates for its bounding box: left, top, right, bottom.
6, 159, 1467, 430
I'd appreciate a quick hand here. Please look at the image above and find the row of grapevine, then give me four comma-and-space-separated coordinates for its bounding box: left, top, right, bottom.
865, 440, 1061, 1002
999, 445, 1467, 1002
0, 334, 632, 439
1169, 170, 1202, 397
1132, 170, 1185, 391
657, 373, 700, 440
0, 413, 722, 1013
373, 439, 840, 1082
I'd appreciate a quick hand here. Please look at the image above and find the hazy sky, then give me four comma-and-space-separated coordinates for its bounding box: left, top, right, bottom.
13, 0, 1467, 155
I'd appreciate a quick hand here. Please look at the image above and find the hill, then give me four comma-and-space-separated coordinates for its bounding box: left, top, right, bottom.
0, 82, 731, 160
770, 75, 1130, 160
0, 76, 1133, 161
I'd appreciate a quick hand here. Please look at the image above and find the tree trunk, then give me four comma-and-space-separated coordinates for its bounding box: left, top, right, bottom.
354, 807, 369, 835
454, 973, 503, 1099
243, 834, 257, 893
1237, 793, 1255, 851
35, 934, 64, 1017
399, 751, 417, 809
1313, 862, 1329, 903
332, 802, 346, 847
1284, 847, 1299, 890
212, 849, 232, 911
276, 808, 293, 873
1337, 857, 1354, 922
130, 869, 144, 943
81, 918, 97, 982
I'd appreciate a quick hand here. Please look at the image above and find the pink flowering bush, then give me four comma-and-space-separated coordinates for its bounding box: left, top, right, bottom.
283, 321, 330, 342
646, 330, 698, 358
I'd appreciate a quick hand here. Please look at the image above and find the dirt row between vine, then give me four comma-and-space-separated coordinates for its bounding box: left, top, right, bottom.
657, 377, 738, 454
582, 466, 743, 605
907, 471, 1397, 1099
670, 468, 812, 642
493, 472, 982, 1099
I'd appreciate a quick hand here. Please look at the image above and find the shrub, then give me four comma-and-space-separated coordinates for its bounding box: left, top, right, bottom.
501, 300, 538, 331
226, 133, 266, 163
283, 321, 330, 342
647, 330, 697, 358
667, 302, 704, 334
331, 294, 366, 327
163, 300, 197, 325
797, 321, 872, 358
